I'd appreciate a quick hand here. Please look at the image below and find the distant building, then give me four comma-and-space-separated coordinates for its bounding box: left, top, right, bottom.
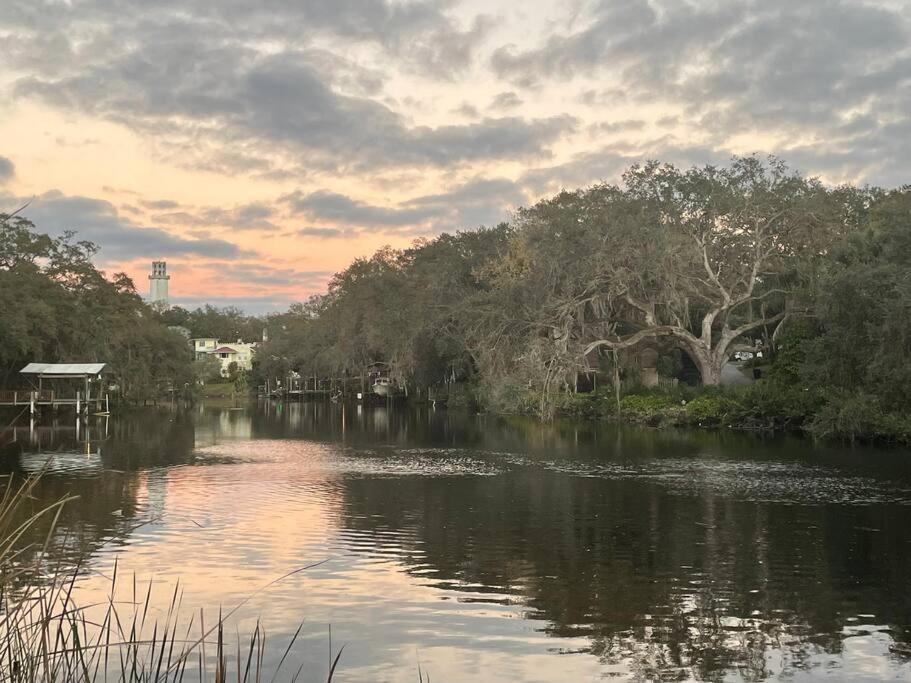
148, 261, 170, 308
214, 343, 256, 374
191, 338, 219, 360
191, 337, 257, 376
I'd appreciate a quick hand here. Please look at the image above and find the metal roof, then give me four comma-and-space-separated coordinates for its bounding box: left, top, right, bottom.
20, 363, 107, 377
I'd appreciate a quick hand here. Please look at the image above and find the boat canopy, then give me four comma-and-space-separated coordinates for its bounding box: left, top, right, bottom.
20, 363, 107, 378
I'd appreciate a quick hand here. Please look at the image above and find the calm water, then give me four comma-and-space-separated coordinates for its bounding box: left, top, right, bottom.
2, 402, 911, 681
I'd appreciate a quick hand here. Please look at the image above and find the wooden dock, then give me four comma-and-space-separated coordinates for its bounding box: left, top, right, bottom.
1, 362, 110, 415
0, 389, 106, 413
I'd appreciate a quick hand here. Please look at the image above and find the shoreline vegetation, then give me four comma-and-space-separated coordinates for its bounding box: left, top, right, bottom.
0, 474, 338, 682
3, 156, 910, 445
551, 383, 911, 445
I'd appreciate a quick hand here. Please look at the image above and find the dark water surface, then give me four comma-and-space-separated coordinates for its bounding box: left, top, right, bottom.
2, 402, 911, 681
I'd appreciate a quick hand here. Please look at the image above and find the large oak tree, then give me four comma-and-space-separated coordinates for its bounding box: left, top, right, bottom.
571, 157, 848, 385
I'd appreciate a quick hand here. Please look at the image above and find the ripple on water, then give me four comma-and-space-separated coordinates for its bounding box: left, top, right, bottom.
192, 441, 911, 504
19, 451, 103, 475
504, 455, 911, 505
18, 417, 911, 683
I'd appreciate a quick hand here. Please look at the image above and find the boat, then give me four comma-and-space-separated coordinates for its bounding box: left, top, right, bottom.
372, 377, 392, 396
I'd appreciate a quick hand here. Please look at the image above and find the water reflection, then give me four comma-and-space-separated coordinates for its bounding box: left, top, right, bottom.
1, 402, 910, 681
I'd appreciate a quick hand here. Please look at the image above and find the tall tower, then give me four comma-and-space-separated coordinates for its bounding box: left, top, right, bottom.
148, 261, 170, 308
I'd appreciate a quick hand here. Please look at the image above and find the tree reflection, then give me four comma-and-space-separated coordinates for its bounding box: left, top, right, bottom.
332, 413, 911, 680
0, 409, 197, 587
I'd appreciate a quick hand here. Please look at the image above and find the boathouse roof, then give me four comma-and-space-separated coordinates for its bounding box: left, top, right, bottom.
20, 363, 107, 378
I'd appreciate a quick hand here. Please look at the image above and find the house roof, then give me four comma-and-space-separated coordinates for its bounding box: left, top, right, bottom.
21, 363, 107, 377
214, 346, 238, 354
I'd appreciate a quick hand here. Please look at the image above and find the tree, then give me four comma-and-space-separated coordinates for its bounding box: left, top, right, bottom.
183, 305, 261, 342
0, 213, 193, 398
193, 355, 223, 384
800, 187, 911, 408
575, 157, 845, 385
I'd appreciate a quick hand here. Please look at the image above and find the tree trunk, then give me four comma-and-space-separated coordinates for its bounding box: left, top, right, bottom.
680, 339, 724, 387
697, 356, 723, 386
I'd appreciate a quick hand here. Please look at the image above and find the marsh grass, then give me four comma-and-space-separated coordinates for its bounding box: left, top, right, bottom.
0, 473, 338, 682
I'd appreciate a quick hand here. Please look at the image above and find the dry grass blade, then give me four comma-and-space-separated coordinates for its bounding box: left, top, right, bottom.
0, 472, 332, 682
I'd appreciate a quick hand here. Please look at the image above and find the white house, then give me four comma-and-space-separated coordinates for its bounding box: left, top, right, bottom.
191, 338, 219, 360
191, 338, 257, 376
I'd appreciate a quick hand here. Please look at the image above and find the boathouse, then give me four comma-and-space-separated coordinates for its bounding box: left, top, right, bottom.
0, 363, 108, 414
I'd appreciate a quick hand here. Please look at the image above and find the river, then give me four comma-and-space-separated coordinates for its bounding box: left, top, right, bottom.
2, 401, 911, 681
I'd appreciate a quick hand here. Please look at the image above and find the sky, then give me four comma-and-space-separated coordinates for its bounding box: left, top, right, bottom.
1, 0, 910, 314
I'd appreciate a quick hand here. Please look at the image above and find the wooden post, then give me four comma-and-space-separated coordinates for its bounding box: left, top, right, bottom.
612, 349, 621, 415
29, 391, 35, 416
76, 390, 81, 414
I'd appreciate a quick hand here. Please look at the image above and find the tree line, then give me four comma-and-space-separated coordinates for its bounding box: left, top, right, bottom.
0, 210, 275, 399
0, 211, 193, 400
257, 157, 911, 441
3, 156, 908, 440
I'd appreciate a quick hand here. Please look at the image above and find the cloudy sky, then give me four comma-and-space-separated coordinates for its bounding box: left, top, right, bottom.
1, 0, 909, 313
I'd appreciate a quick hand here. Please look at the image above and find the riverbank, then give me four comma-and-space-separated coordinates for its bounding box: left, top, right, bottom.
550, 382, 911, 446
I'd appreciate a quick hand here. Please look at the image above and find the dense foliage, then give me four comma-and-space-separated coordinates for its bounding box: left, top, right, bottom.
257, 158, 911, 442
0, 213, 192, 399
4, 156, 909, 441
158, 304, 262, 343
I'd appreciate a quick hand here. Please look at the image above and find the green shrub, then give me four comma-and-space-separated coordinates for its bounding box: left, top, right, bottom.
619, 393, 676, 415
735, 381, 819, 431
683, 395, 740, 426
616, 393, 682, 426
809, 391, 911, 444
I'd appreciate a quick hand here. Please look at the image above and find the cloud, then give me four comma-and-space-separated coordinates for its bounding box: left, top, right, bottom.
405, 14, 498, 79
139, 198, 180, 210
209, 264, 332, 289
1, 190, 243, 261
491, 0, 911, 182
453, 102, 480, 118
518, 141, 729, 195
0, 156, 15, 183
170, 295, 296, 316
294, 227, 359, 239
282, 190, 444, 227
489, 91, 523, 111
588, 119, 646, 135
513, 1, 908, 114
15, 48, 573, 173
0, 0, 472, 67
284, 176, 527, 233
166, 263, 334, 313
401, 177, 527, 229
154, 202, 278, 231
3, 2, 563, 175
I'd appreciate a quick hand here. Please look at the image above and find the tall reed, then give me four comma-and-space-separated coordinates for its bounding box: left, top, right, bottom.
0, 474, 334, 682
